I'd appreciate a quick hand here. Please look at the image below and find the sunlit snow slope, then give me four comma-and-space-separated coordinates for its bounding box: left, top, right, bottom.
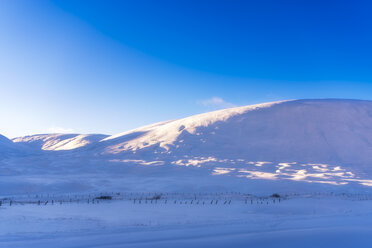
13, 134, 109, 151
96, 99, 372, 167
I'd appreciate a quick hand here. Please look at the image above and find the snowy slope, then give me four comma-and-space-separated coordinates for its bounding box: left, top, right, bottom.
100, 100, 286, 152
13, 133, 109, 151
97, 99, 372, 167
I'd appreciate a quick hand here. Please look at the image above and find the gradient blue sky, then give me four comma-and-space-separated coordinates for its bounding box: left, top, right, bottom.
1, 0, 372, 138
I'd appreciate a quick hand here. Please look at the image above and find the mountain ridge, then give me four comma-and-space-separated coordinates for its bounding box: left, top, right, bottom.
9, 99, 372, 167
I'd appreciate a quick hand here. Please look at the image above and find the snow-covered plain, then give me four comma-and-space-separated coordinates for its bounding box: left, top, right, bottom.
1, 194, 372, 248
2, 99, 372, 247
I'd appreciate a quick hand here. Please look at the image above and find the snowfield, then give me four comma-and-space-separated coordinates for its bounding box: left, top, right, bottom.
2, 99, 372, 247
1, 194, 372, 248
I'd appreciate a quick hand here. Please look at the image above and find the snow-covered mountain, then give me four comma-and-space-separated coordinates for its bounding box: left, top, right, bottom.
2, 99, 372, 195
95, 99, 372, 168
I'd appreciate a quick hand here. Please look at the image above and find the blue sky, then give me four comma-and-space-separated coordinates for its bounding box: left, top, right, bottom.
1, 0, 372, 138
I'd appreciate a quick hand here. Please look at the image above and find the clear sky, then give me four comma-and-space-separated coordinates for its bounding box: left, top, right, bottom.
1, 0, 372, 138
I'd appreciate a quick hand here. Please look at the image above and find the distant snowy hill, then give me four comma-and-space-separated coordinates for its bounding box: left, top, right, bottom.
3, 99, 372, 195
0, 134, 14, 148
13, 133, 109, 151
0, 134, 26, 158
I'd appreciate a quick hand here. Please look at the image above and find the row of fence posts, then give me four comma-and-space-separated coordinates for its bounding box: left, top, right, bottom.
132, 198, 281, 205
0, 199, 103, 206
0, 196, 283, 207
